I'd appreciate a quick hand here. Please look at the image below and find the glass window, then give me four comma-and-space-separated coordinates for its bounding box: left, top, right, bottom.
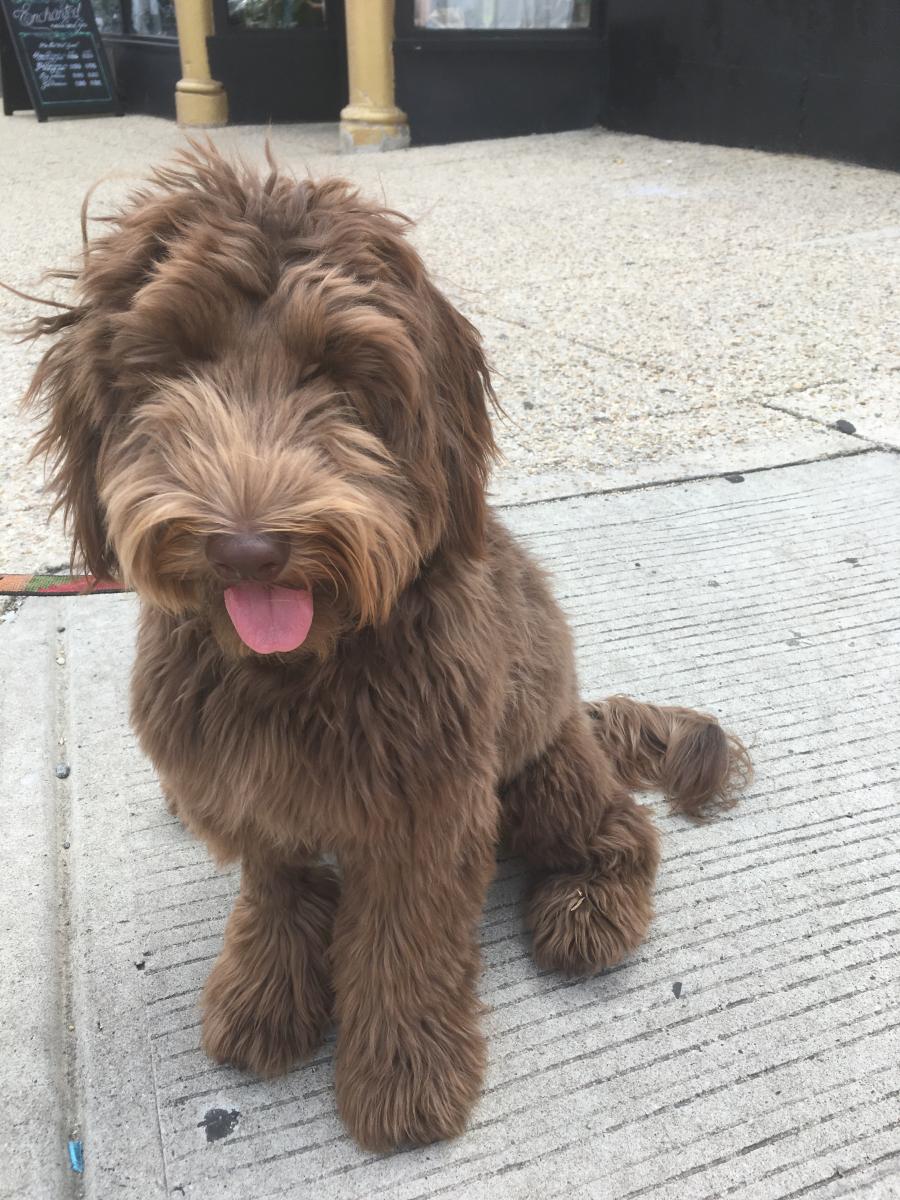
415, 0, 590, 28
92, 0, 124, 34
227, 0, 326, 30
130, 0, 177, 36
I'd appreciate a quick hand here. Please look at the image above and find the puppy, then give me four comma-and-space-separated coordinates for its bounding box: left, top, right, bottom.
25, 146, 750, 1151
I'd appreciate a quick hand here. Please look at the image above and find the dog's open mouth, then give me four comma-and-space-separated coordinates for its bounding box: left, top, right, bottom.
223, 583, 314, 654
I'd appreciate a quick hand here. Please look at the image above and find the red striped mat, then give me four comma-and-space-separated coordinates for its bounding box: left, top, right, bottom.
0, 573, 129, 596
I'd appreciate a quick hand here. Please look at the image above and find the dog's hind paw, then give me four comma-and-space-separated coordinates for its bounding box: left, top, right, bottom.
526, 869, 653, 977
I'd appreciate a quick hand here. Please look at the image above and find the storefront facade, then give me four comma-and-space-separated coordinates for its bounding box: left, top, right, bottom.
13, 0, 606, 142
5, 0, 895, 169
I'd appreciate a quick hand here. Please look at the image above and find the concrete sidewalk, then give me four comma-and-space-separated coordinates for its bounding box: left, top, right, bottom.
3, 452, 899, 1199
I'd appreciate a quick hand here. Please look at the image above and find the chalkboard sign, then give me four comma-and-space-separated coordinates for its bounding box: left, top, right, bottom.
0, 0, 121, 120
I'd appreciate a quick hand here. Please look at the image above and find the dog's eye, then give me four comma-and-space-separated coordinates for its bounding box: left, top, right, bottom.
298, 363, 321, 383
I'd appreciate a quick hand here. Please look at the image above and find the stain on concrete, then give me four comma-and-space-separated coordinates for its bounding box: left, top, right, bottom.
198, 1108, 240, 1143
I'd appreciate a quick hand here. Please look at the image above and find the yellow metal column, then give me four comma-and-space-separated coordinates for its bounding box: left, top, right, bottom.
340, 0, 409, 152
172, 0, 228, 126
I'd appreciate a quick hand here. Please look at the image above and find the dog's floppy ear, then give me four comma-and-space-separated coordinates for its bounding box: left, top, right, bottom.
24, 303, 117, 579
24, 189, 189, 578
23, 168, 211, 578
429, 289, 498, 559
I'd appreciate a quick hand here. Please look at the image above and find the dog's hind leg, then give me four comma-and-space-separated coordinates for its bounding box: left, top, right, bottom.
201, 847, 339, 1077
501, 709, 661, 977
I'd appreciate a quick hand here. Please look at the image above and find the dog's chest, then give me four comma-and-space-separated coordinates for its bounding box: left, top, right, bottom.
133, 639, 414, 855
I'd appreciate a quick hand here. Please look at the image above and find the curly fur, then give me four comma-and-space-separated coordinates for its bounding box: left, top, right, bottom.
23, 144, 751, 1151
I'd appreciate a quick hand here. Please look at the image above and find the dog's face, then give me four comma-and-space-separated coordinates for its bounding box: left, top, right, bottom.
26, 149, 496, 658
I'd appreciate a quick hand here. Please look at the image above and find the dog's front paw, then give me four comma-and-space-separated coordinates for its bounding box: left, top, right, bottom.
201, 954, 330, 1077
201, 873, 338, 1077
527, 870, 653, 977
335, 1016, 485, 1150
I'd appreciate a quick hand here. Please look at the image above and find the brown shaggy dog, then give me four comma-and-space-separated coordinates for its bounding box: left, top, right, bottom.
25, 146, 750, 1152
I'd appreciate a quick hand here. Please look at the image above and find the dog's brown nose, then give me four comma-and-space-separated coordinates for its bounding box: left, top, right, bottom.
205, 533, 289, 583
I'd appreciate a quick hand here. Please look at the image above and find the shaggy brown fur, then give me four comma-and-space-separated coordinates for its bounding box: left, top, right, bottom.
24, 145, 751, 1152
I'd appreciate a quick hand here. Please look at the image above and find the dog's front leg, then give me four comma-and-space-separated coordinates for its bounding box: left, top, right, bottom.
201, 847, 340, 1077
331, 812, 496, 1151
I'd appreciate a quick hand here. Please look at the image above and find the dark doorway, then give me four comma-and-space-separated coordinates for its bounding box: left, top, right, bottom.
395, 0, 604, 146
94, 0, 179, 116
207, 0, 346, 123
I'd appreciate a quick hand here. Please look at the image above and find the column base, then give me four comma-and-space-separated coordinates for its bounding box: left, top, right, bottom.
175, 81, 228, 128
339, 105, 410, 153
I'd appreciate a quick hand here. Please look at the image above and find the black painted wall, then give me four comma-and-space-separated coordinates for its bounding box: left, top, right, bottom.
396, 34, 603, 146
604, 0, 900, 170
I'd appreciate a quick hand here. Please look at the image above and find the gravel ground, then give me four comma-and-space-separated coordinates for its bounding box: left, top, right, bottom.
2, 115, 899, 569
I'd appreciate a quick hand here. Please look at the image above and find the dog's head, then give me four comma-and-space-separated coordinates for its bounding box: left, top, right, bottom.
25, 146, 497, 657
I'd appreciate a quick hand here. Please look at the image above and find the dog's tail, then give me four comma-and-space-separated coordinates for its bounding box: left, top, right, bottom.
586, 695, 752, 819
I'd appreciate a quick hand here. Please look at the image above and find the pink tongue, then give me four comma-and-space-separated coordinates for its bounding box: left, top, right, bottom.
224, 583, 314, 654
